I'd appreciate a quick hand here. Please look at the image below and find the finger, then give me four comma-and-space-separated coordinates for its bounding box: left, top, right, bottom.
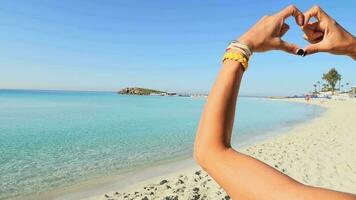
277, 5, 304, 26
302, 21, 320, 32
304, 42, 328, 55
276, 39, 300, 54
304, 5, 328, 25
303, 35, 323, 44
302, 22, 324, 43
280, 23, 290, 37
303, 31, 324, 41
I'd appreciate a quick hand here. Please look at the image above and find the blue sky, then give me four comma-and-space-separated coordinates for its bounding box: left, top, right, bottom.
0, 0, 355, 95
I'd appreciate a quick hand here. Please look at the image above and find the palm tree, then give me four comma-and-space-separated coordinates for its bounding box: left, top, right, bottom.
313, 84, 317, 95
322, 68, 341, 95
316, 81, 321, 94
322, 83, 327, 92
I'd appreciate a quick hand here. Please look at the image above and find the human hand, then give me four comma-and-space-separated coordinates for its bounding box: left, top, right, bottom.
302, 6, 356, 59
238, 5, 304, 54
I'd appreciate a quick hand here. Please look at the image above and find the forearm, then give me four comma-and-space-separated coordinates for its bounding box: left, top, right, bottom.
193, 57, 305, 200
194, 58, 244, 161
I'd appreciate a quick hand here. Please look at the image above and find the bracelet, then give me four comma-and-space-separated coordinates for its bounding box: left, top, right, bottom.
222, 52, 249, 71
226, 40, 252, 59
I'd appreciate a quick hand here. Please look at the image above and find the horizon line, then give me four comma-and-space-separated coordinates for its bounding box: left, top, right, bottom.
0, 88, 301, 98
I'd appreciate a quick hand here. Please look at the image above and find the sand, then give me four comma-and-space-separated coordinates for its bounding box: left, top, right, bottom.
83, 98, 356, 200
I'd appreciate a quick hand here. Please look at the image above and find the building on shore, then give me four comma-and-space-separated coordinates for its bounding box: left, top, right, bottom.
150, 92, 177, 96
351, 86, 356, 98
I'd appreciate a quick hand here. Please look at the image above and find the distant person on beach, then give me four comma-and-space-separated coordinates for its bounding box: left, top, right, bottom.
194, 5, 356, 200
305, 94, 311, 102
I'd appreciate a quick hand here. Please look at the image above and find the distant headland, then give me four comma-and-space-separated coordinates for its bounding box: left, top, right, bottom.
118, 87, 208, 98
118, 87, 177, 96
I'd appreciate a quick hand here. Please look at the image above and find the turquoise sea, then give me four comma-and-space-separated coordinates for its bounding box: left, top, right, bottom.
0, 90, 324, 199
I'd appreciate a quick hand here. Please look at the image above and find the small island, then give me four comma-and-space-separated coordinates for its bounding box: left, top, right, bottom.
118, 87, 176, 96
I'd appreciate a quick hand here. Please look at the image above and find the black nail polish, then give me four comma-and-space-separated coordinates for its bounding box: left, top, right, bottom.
296, 49, 304, 56
302, 51, 307, 57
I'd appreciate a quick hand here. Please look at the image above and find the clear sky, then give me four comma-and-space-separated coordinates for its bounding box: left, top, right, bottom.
0, 0, 355, 96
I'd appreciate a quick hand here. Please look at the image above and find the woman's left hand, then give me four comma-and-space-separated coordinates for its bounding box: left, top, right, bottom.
239, 5, 304, 54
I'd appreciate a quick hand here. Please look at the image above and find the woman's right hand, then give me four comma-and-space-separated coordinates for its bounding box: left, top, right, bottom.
302, 6, 356, 59
238, 5, 304, 54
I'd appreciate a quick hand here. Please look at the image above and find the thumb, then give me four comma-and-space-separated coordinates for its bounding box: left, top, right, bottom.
277, 39, 300, 55
304, 42, 327, 55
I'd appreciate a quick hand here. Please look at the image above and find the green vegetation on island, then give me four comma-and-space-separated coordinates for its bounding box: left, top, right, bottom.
118, 87, 166, 95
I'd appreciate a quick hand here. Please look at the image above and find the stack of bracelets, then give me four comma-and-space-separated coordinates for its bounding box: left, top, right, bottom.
222, 40, 252, 71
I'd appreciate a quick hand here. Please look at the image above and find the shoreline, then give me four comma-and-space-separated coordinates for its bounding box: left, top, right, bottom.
45, 157, 196, 200
83, 98, 356, 199
46, 98, 330, 200
37, 104, 322, 200
1, 96, 322, 200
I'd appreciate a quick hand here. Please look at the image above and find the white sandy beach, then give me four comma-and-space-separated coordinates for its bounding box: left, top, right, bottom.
81, 98, 356, 200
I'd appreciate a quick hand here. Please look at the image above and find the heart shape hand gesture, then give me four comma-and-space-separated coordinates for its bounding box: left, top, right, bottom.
238, 5, 356, 60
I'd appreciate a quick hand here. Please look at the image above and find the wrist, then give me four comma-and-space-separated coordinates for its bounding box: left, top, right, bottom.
238, 35, 255, 53
222, 59, 245, 74
222, 50, 249, 72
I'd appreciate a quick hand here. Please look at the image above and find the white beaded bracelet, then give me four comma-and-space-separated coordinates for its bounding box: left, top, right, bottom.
227, 40, 252, 59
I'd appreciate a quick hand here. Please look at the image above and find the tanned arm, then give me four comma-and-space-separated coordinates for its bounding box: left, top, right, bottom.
194, 5, 356, 200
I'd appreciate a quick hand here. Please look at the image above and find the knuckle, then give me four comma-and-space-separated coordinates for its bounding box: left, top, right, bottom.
313, 5, 321, 11
288, 5, 297, 10
276, 39, 283, 45
330, 19, 337, 25
307, 47, 316, 52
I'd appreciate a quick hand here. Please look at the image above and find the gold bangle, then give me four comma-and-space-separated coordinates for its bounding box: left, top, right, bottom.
222, 52, 249, 71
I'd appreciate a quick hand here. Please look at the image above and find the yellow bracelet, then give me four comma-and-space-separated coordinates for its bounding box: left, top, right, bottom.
222, 52, 249, 71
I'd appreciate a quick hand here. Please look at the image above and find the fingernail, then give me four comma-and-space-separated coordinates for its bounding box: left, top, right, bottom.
302, 50, 307, 57
296, 49, 304, 56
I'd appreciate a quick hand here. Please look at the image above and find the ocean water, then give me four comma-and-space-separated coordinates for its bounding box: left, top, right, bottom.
0, 90, 324, 199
